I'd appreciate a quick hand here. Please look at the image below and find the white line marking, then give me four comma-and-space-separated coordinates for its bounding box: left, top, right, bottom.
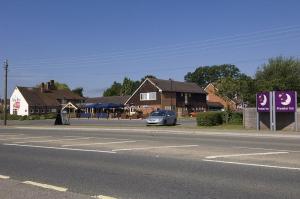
22, 181, 68, 192
62, 140, 136, 147
0, 136, 52, 141
15, 137, 95, 144
91, 195, 117, 199
14, 126, 300, 139
0, 175, 10, 179
205, 152, 289, 159
203, 159, 300, 171
112, 145, 199, 152
234, 146, 300, 153
0, 134, 24, 137
3, 143, 116, 154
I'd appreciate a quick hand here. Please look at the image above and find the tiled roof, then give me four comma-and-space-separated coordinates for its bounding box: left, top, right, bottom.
149, 78, 206, 93
85, 95, 130, 104
17, 87, 84, 107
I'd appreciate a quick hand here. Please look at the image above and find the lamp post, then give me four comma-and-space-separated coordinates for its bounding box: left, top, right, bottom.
169, 78, 173, 111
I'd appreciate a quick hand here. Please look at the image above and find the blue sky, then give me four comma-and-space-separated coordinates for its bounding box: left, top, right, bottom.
1, 0, 300, 97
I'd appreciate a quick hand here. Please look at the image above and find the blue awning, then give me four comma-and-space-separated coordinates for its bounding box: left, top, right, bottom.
84, 103, 124, 109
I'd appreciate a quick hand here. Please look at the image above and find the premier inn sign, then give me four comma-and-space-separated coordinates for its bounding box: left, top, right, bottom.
256, 92, 270, 112
275, 91, 297, 112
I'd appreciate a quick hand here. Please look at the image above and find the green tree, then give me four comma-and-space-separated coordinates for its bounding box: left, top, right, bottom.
140, 75, 157, 83
121, 77, 136, 96
184, 64, 241, 86
255, 56, 300, 91
103, 81, 122, 96
72, 87, 84, 97
54, 82, 70, 90
255, 56, 300, 103
217, 74, 256, 106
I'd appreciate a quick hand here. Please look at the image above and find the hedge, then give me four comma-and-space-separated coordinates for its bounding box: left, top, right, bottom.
197, 111, 243, 126
0, 113, 56, 120
197, 112, 223, 126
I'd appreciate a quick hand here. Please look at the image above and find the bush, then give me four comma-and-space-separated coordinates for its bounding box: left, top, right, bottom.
44, 113, 56, 119
229, 112, 243, 124
222, 111, 243, 125
197, 112, 223, 126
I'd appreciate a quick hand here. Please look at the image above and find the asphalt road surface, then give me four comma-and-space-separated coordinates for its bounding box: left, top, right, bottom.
0, 127, 300, 199
2, 118, 197, 127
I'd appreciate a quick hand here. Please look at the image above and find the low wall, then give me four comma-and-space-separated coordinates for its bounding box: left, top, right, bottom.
244, 108, 300, 131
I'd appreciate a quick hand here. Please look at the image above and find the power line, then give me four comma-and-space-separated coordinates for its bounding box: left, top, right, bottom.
10, 32, 300, 70
10, 24, 300, 68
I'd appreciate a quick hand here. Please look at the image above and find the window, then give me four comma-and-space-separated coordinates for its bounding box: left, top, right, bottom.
140, 92, 157, 101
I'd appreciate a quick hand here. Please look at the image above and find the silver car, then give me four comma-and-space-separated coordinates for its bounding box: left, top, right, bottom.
146, 110, 177, 126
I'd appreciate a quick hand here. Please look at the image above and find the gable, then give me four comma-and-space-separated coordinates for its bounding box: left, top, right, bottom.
125, 80, 161, 105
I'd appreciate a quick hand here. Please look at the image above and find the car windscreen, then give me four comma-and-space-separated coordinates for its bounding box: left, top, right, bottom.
150, 111, 166, 116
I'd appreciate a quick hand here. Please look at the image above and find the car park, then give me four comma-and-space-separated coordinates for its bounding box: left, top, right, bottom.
146, 110, 177, 126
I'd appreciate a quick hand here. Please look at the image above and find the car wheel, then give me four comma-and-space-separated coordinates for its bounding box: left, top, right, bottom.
163, 119, 167, 125
173, 119, 177, 126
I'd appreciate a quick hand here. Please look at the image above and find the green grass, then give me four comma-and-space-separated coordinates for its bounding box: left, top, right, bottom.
196, 123, 244, 130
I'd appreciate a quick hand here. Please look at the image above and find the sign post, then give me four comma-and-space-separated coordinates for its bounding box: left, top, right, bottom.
256, 92, 271, 130
274, 91, 297, 132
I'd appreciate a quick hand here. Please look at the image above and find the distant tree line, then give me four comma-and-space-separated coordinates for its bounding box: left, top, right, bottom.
36, 56, 300, 106
102, 75, 156, 97
185, 56, 300, 106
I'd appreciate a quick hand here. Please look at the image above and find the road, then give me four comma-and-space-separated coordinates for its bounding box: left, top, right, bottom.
0, 127, 300, 199
1, 117, 197, 127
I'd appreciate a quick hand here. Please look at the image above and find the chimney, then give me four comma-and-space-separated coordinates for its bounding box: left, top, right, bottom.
50, 80, 55, 90
41, 82, 45, 93
47, 82, 51, 90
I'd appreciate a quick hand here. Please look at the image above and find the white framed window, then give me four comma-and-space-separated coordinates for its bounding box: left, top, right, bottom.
140, 92, 157, 101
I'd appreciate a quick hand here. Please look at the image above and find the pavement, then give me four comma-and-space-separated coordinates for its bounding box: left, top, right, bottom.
0, 125, 300, 199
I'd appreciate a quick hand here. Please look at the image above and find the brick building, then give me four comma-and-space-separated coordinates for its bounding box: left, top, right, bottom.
125, 78, 207, 116
204, 83, 237, 111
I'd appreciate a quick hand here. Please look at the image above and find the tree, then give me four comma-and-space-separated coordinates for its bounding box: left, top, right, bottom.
121, 77, 136, 96
103, 81, 122, 96
255, 56, 300, 103
184, 64, 241, 86
217, 74, 256, 106
72, 87, 84, 97
140, 75, 157, 83
255, 56, 300, 91
54, 82, 70, 90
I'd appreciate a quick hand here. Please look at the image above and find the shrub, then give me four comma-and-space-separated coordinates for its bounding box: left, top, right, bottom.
197, 112, 223, 126
44, 113, 56, 119
229, 112, 243, 124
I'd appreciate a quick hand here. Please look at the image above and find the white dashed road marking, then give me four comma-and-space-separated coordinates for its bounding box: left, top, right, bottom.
0, 134, 24, 137
22, 181, 68, 192
15, 137, 96, 144
205, 151, 289, 159
62, 140, 137, 147
0, 136, 52, 141
0, 175, 10, 179
233, 146, 300, 153
112, 145, 199, 152
203, 159, 300, 171
91, 195, 117, 199
3, 143, 116, 154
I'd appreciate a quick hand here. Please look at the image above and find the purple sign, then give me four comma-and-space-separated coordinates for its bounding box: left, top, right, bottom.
256, 92, 270, 112
275, 91, 297, 112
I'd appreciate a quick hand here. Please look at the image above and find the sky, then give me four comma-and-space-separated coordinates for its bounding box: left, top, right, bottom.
1, 0, 300, 97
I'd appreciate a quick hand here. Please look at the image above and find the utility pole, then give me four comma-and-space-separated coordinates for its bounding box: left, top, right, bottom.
3, 60, 8, 126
